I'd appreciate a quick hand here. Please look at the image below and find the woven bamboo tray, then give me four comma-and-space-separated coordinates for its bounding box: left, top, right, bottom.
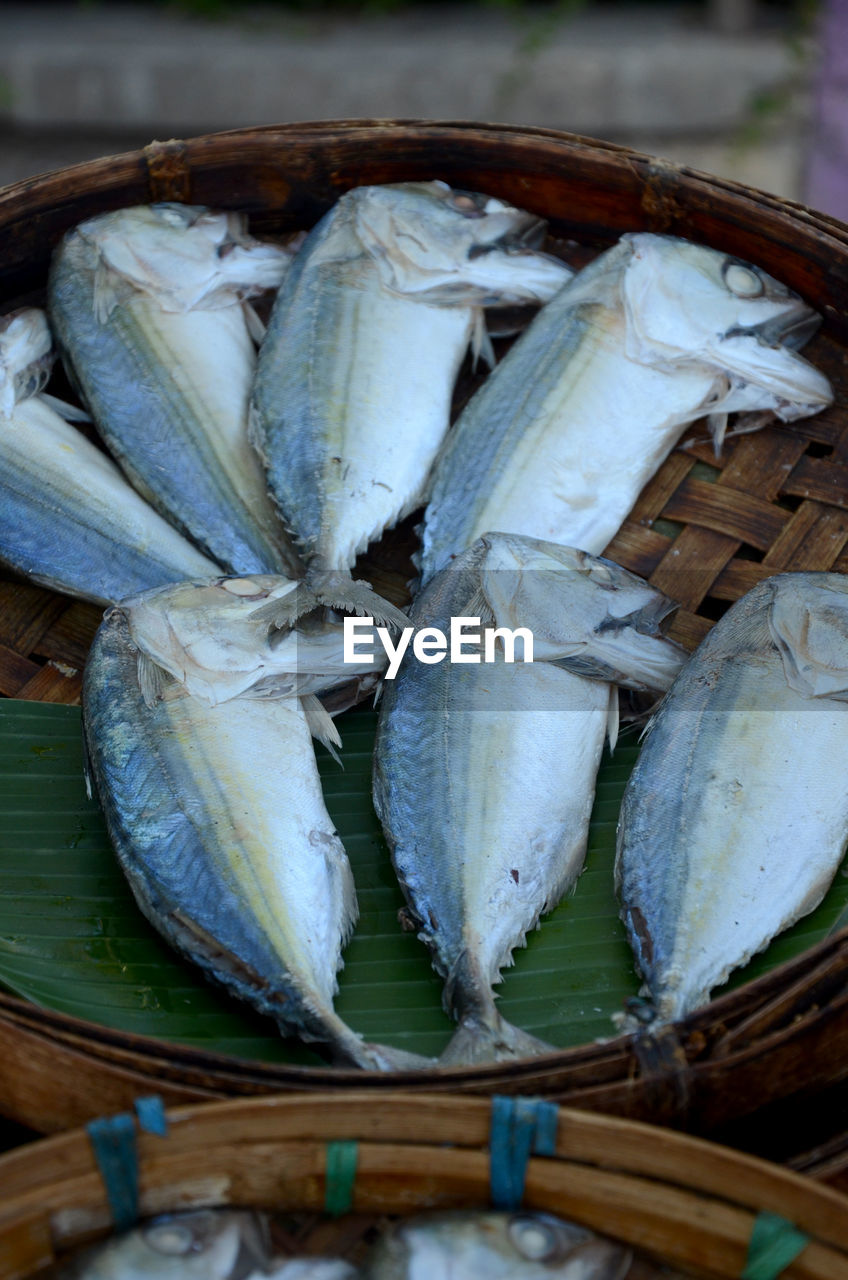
3, 121, 848, 1153
1, 1093, 847, 1280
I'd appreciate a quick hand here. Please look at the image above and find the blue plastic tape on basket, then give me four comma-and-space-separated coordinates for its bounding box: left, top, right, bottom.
86, 1112, 140, 1231
135, 1095, 168, 1137
489, 1096, 559, 1210
325, 1140, 359, 1217
742, 1212, 810, 1280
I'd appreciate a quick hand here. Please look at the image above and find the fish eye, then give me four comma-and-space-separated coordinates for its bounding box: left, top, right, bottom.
508, 1215, 560, 1261
449, 192, 486, 218
144, 1221, 196, 1256
723, 261, 764, 298
158, 207, 188, 228
221, 577, 266, 597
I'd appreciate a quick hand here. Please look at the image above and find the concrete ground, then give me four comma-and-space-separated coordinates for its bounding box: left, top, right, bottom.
0, 2, 815, 201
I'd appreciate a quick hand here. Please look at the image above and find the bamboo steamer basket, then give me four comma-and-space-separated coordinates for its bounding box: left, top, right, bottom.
1, 1093, 848, 1280
2, 121, 848, 1150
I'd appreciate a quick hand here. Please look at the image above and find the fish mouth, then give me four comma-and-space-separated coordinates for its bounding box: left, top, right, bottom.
728, 301, 821, 350
466, 213, 548, 259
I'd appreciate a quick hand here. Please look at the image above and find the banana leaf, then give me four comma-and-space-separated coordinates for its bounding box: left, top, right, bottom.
0, 698, 846, 1065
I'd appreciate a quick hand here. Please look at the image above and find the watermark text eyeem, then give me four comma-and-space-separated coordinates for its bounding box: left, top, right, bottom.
344, 616, 534, 680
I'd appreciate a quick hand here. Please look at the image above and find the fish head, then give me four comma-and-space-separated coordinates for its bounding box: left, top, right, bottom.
351, 181, 571, 306
477, 533, 686, 692
366, 1211, 630, 1278
620, 233, 832, 422
768, 572, 848, 700
120, 573, 409, 706
75, 204, 291, 317
119, 574, 302, 705
65, 1209, 266, 1280
0, 307, 53, 417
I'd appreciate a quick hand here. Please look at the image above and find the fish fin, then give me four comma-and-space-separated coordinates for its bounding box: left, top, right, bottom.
769, 579, 848, 700
300, 693, 343, 761
438, 1012, 555, 1066
38, 391, 92, 423
247, 399, 270, 463
460, 584, 495, 628
707, 411, 728, 455
607, 687, 620, 752
470, 307, 496, 370
355, 1041, 437, 1071
136, 651, 170, 708
252, 582, 317, 631
309, 572, 409, 631
242, 300, 267, 344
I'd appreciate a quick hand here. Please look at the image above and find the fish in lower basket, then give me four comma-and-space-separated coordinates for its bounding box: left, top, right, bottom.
373, 534, 686, 1065
362, 1211, 632, 1279
49, 203, 301, 577
616, 572, 848, 1028
52, 1209, 270, 1279
0, 307, 219, 604
250, 180, 572, 570
83, 573, 431, 1070
421, 232, 832, 579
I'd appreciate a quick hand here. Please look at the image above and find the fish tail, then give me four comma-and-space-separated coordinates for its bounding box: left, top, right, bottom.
440, 953, 554, 1065
313, 1009, 435, 1071
438, 1010, 554, 1066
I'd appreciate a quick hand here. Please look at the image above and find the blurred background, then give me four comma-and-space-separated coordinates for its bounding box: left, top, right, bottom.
0, 0, 844, 216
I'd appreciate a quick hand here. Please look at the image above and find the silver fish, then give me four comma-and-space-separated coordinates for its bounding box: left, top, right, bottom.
421, 233, 832, 578
250, 181, 571, 570
362, 1211, 631, 1279
616, 572, 848, 1028
52, 1210, 268, 1279
0, 308, 219, 605
373, 534, 686, 1064
49, 204, 300, 576
254, 1265, 359, 1280
83, 572, 429, 1070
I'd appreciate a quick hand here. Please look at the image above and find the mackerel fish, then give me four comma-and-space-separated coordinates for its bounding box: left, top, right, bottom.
421, 233, 832, 578
49, 204, 300, 576
83, 571, 431, 1070
51, 1210, 269, 1280
616, 572, 848, 1028
373, 533, 686, 1064
363, 1211, 631, 1280
250, 181, 572, 570
0, 307, 219, 605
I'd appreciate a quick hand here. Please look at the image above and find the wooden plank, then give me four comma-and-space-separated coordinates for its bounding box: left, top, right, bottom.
719, 426, 808, 500
602, 522, 673, 578
15, 662, 82, 705
0, 644, 41, 697
662, 477, 789, 551
649, 526, 740, 611
762, 501, 848, 572
628, 452, 695, 526
710, 561, 771, 602
783, 456, 848, 509
0, 585, 67, 656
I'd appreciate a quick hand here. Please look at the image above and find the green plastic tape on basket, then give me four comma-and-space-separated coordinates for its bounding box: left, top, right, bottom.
325, 1140, 358, 1217
742, 1211, 810, 1280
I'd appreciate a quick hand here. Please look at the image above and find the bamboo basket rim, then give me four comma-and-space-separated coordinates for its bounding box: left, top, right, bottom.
1, 1093, 848, 1280
3, 120, 848, 1154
